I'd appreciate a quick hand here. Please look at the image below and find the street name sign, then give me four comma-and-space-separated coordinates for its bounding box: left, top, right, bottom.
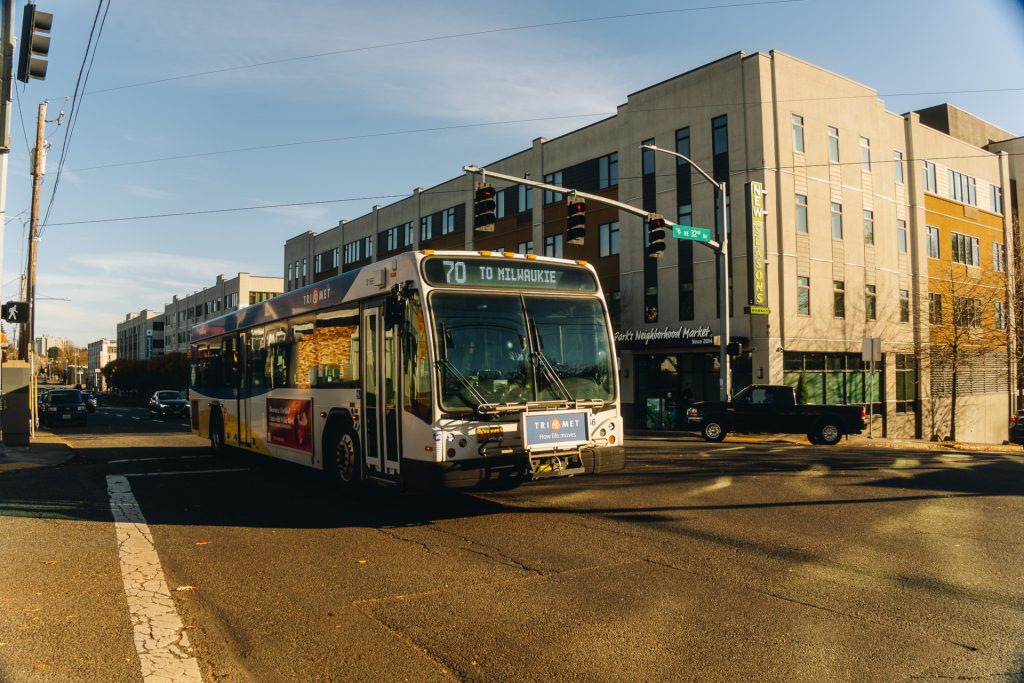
672, 224, 712, 243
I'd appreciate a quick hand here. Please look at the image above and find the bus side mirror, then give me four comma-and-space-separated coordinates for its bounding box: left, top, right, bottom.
384, 284, 406, 328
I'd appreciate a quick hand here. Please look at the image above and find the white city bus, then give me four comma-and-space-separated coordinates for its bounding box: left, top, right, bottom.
188, 250, 624, 490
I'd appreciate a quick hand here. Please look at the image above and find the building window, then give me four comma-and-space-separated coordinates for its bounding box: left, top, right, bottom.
926, 226, 940, 259
831, 202, 843, 239
899, 289, 910, 323
929, 292, 942, 324
897, 219, 907, 253
598, 153, 619, 189
302, 258, 307, 285
795, 194, 808, 234
385, 226, 400, 252
991, 301, 1007, 331
797, 276, 810, 316
675, 127, 690, 165
441, 207, 457, 235
895, 353, 917, 413
953, 296, 982, 328
792, 114, 805, 153
993, 242, 1006, 272
287, 263, 293, 288
518, 184, 533, 213
544, 234, 563, 258
893, 150, 904, 183
865, 284, 876, 320
421, 214, 434, 242
516, 240, 534, 255
948, 169, 977, 206
641, 139, 655, 175
923, 160, 937, 193
827, 125, 839, 163
599, 221, 620, 257
782, 352, 882, 405
991, 185, 1004, 214
544, 171, 563, 205
362, 236, 373, 260
403, 222, 414, 246
859, 137, 871, 171
863, 209, 874, 245
951, 232, 980, 266
712, 115, 728, 156
833, 280, 845, 318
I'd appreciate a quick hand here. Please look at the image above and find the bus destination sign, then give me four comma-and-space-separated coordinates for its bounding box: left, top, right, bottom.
423, 257, 596, 291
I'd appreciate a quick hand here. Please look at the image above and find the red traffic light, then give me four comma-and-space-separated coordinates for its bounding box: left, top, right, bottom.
475, 186, 496, 201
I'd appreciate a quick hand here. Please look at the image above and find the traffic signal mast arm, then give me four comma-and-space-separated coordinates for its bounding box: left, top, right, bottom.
463, 165, 721, 253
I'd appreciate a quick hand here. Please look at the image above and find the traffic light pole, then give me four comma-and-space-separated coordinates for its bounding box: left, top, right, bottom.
464, 165, 656, 222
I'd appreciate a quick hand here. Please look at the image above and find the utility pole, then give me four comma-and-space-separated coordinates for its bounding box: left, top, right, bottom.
0, 0, 15, 435
23, 101, 44, 433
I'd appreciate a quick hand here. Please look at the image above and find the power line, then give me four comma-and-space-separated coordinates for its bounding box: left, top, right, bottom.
85, 0, 805, 95
66, 86, 1024, 175
41, 0, 112, 233
42, 150, 1023, 229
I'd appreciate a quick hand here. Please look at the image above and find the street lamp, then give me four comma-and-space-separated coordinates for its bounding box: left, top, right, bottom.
640, 144, 732, 401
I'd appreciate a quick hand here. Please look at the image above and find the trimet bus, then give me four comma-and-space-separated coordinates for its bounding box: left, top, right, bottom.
189, 250, 624, 490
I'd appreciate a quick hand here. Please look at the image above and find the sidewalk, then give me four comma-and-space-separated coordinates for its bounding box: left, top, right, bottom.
626, 428, 1024, 454
0, 429, 76, 468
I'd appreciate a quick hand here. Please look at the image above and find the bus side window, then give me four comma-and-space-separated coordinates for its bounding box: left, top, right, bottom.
289, 317, 315, 389
312, 307, 359, 388
266, 326, 290, 388
222, 336, 238, 388
250, 328, 266, 391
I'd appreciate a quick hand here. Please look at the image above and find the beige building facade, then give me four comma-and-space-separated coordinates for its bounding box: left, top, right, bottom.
116, 310, 164, 361
163, 273, 283, 354
282, 50, 1018, 442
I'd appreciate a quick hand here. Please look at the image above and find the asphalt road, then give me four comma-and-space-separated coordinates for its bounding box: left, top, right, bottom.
1, 403, 1022, 682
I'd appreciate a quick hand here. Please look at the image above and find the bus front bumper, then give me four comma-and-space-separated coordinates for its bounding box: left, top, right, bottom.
402, 444, 625, 490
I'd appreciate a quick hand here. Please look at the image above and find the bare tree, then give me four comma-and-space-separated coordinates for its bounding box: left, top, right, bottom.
924, 260, 1009, 441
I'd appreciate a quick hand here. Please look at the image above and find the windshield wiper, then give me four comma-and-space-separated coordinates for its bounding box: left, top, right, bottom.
528, 318, 573, 402
435, 359, 489, 413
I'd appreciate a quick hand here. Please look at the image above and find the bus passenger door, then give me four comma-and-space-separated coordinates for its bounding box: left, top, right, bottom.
237, 332, 253, 447
362, 302, 401, 478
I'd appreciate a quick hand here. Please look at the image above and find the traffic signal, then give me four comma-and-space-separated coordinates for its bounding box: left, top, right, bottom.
473, 184, 496, 232
647, 215, 667, 258
17, 4, 53, 83
566, 198, 586, 245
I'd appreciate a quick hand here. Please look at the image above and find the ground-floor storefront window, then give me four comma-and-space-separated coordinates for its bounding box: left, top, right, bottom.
782, 352, 882, 407
635, 352, 751, 429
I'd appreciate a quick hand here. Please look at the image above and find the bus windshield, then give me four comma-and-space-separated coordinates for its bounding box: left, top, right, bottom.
430, 292, 615, 411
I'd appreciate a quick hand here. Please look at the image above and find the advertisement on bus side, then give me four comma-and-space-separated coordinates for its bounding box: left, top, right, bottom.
267, 398, 313, 453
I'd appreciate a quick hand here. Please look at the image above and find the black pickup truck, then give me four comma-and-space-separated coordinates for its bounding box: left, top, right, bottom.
685, 384, 866, 445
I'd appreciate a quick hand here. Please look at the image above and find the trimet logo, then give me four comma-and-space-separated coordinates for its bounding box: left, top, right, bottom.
550, 418, 562, 432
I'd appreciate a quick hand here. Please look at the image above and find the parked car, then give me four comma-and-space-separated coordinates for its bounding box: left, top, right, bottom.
39, 389, 88, 427
686, 384, 867, 445
1009, 410, 1024, 445
81, 391, 97, 413
149, 390, 189, 418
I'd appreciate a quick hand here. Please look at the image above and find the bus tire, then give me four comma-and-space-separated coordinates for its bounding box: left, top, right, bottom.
209, 413, 225, 453
326, 426, 361, 490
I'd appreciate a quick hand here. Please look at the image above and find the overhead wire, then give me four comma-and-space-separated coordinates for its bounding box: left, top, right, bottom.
40, 0, 111, 234
84, 0, 806, 96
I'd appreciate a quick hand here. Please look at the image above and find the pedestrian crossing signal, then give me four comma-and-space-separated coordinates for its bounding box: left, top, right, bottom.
2, 301, 29, 323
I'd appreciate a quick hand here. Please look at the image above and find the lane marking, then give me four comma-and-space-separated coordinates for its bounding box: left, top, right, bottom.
131, 417, 141, 421
108, 456, 214, 464
106, 475, 204, 682
716, 445, 745, 451
121, 468, 249, 477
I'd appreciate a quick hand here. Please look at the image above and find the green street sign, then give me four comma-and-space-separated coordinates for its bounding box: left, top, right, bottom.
672, 224, 712, 243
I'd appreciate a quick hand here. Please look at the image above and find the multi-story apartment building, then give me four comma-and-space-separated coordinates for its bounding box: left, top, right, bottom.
34, 335, 69, 357
283, 50, 1017, 442
163, 273, 283, 354
116, 310, 164, 361
86, 338, 117, 390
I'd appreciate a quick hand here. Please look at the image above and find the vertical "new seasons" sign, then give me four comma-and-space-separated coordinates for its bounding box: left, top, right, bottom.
745, 181, 769, 314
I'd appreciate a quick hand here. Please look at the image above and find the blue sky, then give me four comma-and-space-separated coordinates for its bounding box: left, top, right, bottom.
6, 0, 1024, 346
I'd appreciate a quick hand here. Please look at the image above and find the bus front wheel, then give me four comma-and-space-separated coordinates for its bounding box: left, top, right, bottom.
326, 426, 362, 490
